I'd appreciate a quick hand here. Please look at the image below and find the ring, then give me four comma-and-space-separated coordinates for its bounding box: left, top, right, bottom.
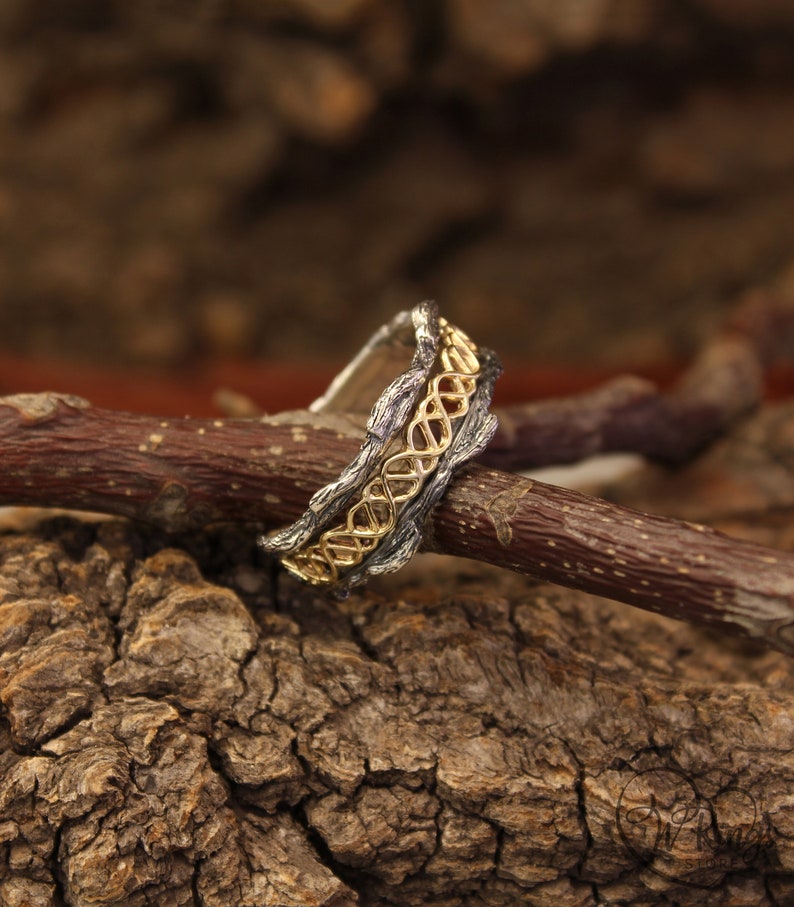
259, 302, 501, 592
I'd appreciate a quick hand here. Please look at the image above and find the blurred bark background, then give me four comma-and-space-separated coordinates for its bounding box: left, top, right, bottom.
2, 0, 794, 382
3, 4, 794, 907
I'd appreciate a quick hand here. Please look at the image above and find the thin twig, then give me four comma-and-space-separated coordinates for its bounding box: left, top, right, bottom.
1, 393, 792, 656
483, 289, 794, 470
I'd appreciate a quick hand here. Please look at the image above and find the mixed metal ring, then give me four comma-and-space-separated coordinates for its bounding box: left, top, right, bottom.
258, 302, 501, 593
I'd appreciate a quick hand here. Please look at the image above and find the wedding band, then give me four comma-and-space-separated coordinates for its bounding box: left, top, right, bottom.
259, 302, 500, 592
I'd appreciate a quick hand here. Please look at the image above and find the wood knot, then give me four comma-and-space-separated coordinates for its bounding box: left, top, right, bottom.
0, 392, 90, 421
485, 478, 534, 547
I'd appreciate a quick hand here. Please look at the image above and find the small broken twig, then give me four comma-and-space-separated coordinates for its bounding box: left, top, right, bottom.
485, 289, 794, 470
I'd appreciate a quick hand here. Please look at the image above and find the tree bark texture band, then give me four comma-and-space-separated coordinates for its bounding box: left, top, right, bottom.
258, 302, 501, 592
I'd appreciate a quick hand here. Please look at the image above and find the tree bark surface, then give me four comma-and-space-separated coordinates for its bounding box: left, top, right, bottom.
2, 408, 794, 906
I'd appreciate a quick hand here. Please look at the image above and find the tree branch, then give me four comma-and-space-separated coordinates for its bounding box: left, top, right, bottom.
485, 288, 794, 470
1, 392, 792, 657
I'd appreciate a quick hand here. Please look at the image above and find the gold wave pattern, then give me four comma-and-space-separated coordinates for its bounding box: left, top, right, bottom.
281, 318, 481, 585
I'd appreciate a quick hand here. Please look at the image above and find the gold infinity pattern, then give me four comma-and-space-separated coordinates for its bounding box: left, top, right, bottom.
281, 317, 481, 585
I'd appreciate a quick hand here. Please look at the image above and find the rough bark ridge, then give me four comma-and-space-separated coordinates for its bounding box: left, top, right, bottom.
2, 405, 794, 906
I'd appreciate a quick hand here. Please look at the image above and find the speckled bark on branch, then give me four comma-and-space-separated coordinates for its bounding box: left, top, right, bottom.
1, 393, 794, 656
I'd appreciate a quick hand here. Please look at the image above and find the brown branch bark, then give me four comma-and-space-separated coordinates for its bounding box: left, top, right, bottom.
1, 392, 793, 657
